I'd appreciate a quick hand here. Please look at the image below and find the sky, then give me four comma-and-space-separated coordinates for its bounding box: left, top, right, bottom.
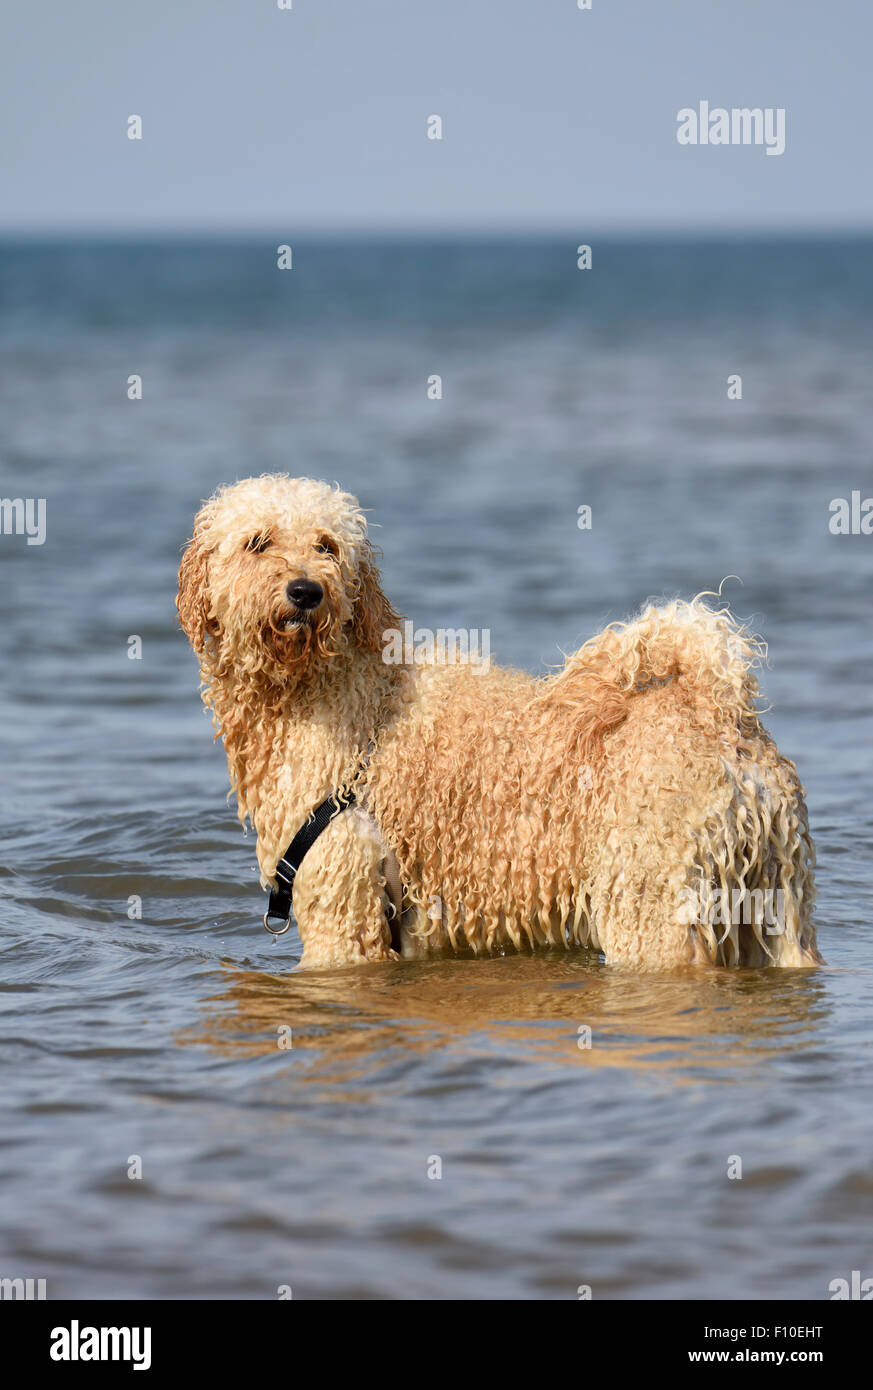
1, 0, 871, 234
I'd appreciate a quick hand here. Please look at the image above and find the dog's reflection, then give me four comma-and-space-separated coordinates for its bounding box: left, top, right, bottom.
187, 947, 830, 1079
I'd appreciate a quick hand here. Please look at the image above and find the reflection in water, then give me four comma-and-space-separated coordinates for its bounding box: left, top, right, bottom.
190, 949, 831, 1081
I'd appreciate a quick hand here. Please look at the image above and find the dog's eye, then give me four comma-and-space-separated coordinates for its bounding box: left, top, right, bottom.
245, 534, 272, 554
315, 537, 338, 557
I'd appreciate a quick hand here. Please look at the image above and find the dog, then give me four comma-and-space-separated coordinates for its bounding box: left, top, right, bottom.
177, 474, 821, 970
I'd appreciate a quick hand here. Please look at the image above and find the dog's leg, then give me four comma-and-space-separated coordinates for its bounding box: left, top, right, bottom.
287, 808, 398, 968
704, 745, 820, 967
588, 827, 705, 969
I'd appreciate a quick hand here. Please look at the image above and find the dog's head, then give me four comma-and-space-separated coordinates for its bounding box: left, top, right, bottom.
177, 475, 398, 682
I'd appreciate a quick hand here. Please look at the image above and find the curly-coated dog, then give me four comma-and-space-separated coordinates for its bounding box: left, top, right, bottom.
177, 474, 821, 971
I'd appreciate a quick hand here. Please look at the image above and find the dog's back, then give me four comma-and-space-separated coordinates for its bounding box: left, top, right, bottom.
368, 601, 820, 967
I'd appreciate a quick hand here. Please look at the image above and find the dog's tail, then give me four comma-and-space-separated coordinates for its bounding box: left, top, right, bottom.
534, 596, 764, 752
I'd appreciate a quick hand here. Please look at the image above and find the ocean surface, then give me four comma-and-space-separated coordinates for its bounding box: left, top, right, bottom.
0, 237, 871, 1300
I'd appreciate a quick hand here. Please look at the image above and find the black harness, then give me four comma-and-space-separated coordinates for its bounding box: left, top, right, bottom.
263, 790, 357, 937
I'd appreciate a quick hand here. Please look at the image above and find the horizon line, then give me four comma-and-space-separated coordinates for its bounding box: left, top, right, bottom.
1, 223, 872, 242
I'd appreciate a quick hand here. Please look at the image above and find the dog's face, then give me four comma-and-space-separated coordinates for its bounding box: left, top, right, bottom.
177, 475, 396, 680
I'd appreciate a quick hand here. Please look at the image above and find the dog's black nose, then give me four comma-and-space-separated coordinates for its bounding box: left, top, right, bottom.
286, 579, 323, 610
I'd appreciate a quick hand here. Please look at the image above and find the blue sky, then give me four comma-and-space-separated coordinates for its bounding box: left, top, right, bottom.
2, 0, 871, 233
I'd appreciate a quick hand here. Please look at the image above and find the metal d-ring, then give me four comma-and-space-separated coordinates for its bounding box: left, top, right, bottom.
263, 909, 293, 938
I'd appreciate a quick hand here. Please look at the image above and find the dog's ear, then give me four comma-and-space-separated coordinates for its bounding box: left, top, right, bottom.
176, 531, 213, 655
351, 544, 400, 654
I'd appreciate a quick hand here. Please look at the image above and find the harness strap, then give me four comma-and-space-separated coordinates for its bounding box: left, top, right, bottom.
263, 790, 356, 935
